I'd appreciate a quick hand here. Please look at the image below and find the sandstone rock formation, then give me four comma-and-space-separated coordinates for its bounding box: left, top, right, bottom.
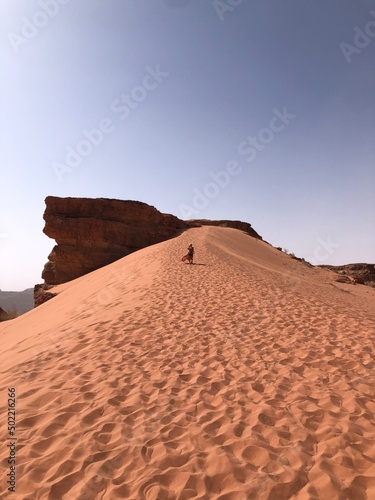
34, 284, 58, 308
188, 219, 262, 239
41, 197, 189, 285
321, 263, 375, 287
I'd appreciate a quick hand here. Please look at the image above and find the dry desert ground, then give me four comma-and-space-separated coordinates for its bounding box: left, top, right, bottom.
1, 226, 375, 499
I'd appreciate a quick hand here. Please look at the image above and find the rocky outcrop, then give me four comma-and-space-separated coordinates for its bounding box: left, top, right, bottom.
38, 197, 264, 302
189, 219, 262, 239
34, 284, 58, 307
41, 197, 189, 285
321, 263, 375, 287
0, 307, 9, 322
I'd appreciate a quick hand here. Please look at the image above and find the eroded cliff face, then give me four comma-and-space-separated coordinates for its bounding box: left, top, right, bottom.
41, 197, 188, 285
188, 219, 262, 240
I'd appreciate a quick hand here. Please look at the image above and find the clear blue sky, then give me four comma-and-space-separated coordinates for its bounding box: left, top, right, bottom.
1, 0, 374, 290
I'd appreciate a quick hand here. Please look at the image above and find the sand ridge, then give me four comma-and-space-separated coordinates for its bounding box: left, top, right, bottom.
1, 226, 375, 499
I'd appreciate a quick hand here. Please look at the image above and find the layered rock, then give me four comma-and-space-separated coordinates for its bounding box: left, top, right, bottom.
189, 219, 262, 240
34, 284, 58, 307
41, 197, 188, 285
321, 263, 375, 287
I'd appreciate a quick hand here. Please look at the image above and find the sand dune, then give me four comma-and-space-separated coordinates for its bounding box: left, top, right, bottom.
1, 226, 375, 499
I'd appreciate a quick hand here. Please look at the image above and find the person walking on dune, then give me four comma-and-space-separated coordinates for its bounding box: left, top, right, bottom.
182, 243, 195, 264
187, 243, 194, 264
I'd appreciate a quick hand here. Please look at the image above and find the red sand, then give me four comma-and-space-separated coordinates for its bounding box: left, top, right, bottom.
1, 226, 375, 499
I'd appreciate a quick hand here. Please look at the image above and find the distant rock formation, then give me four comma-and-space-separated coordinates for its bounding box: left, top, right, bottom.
0, 288, 34, 315
41, 196, 189, 285
321, 263, 375, 287
189, 219, 262, 240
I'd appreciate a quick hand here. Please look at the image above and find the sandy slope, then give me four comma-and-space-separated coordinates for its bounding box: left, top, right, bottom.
1, 226, 375, 499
